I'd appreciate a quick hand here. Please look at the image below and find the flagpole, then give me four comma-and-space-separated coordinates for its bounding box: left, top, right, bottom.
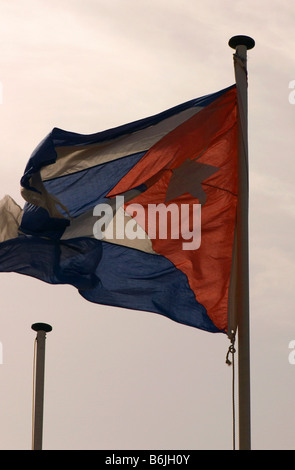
31, 322, 52, 450
228, 35, 255, 450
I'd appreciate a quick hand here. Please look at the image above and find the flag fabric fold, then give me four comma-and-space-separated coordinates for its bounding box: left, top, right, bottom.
0, 85, 237, 333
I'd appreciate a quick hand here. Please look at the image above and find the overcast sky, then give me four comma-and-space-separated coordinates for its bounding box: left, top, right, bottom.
0, 0, 294, 450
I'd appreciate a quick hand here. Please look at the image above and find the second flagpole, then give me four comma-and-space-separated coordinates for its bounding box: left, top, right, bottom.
31, 322, 52, 450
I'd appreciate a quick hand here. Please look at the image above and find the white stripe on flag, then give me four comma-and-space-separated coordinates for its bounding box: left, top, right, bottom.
40, 106, 203, 181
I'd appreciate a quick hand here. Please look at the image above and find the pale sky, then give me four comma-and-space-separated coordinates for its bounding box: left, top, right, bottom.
0, 0, 294, 450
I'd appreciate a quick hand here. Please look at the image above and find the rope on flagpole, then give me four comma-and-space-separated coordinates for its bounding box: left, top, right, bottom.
226, 331, 236, 450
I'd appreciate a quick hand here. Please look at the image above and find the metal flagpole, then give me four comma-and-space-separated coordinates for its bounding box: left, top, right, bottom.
228, 35, 255, 450
31, 322, 52, 450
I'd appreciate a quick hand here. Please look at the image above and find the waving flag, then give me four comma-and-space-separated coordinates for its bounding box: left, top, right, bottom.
0, 85, 237, 333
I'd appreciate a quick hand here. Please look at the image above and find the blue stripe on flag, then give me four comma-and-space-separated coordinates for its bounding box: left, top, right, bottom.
80, 242, 220, 332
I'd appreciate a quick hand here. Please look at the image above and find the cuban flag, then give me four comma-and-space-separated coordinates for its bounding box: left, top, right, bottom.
0, 85, 237, 334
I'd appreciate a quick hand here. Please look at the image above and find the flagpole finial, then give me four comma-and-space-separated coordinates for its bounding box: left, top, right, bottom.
228, 35, 255, 50
31, 323, 52, 333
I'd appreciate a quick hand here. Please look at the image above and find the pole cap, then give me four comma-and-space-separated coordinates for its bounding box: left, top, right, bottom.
228, 35, 255, 50
31, 323, 52, 333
